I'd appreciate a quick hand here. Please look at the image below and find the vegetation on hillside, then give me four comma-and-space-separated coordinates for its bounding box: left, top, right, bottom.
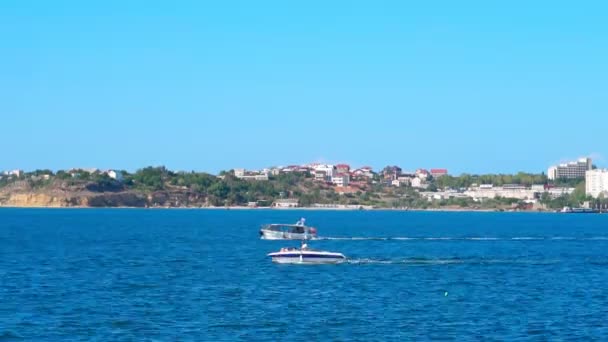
1, 167, 604, 209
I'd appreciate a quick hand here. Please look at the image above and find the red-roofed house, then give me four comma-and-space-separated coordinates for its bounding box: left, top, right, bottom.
352, 166, 375, 179
430, 169, 448, 178
335, 164, 351, 174
351, 171, 373, 183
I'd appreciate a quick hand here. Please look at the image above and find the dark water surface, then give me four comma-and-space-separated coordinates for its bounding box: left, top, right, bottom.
1, 209, 608, 340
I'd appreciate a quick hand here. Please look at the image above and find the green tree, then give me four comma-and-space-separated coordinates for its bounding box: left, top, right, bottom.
56, 170, 72, 180
568, 182, 588, 206
208, 182, 229, 199
132, 166, 168, 190
540, 192, 551, 205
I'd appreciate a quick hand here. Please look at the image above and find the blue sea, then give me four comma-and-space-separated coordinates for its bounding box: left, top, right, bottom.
1, 209, 608, 340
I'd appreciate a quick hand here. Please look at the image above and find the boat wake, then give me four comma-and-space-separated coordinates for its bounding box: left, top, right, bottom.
317, 237, 409, 241
318, 236, 608, 241
346, 257, 561, 266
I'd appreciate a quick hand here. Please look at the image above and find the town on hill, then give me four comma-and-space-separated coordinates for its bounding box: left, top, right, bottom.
1, 158, 607, 210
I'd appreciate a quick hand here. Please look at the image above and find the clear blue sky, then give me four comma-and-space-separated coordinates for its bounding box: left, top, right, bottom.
1, 1, 606, 175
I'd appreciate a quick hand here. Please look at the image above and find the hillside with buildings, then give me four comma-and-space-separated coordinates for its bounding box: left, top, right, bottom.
1, 158, 607, 210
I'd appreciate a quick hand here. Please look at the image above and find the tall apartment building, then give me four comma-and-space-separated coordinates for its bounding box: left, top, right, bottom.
586, 169, 608, 198
547, 158, 592, 180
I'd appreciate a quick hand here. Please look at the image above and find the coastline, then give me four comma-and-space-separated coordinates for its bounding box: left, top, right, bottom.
0, 205, 554, 213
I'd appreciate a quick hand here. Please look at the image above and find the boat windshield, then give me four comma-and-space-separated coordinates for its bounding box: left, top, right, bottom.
264, 225, 285, 232
264, 224, 309, 233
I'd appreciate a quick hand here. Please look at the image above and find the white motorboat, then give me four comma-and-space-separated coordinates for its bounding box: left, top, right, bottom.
268, 243, 346, 264
259, 218, 318, 240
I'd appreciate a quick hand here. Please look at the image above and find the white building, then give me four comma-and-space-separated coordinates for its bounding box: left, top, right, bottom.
531, 185, 575, 199
415, 169, 429, 180
106, 170, 124, 181
273, 198, 299, 208
234, 168, 269, 181
419, 191, 468, 201
243, 174, 269, 181
392, 176, 414, 187
586, 169, 608, 198
314, 170, 329, 182
234, 168, 246, 177
313, 164, 335, 178
546, 187, 575, 198
30, 174, 51, 181
548, 158, 592, 180
4, 169, 23, 177
331, 174, 350, 187
531, 185, 545, 192
464, 185, 538, 200
281, 165, 309, 173
411, 177, 425, 188
397, 176, 414, 185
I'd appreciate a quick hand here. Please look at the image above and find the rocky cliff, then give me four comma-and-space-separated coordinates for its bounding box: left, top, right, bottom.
0, 193, 76, 207
0, 188, 208, 208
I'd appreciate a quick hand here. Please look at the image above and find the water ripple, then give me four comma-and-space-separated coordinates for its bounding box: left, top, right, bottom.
2, 209, 608, 340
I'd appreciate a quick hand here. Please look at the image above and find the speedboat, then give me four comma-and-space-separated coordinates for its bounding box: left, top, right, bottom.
268, 243, 346, 264
260, 218, 318, 240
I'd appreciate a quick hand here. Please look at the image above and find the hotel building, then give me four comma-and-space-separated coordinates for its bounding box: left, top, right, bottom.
547, 158, 592, 180
586, 169, 608, 198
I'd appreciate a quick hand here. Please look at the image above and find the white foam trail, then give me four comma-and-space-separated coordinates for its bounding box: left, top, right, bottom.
317, 236, 608, 241
346, 258, 561, 265
347, 258, 395, 265
319, 237, 390, 241
347, 258, 465, 265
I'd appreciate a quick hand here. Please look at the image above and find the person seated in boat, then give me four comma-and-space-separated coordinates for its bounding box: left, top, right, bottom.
301, 243, 308, 250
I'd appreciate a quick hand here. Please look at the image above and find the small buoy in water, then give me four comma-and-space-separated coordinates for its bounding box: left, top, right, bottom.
444, 291, 448, 297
